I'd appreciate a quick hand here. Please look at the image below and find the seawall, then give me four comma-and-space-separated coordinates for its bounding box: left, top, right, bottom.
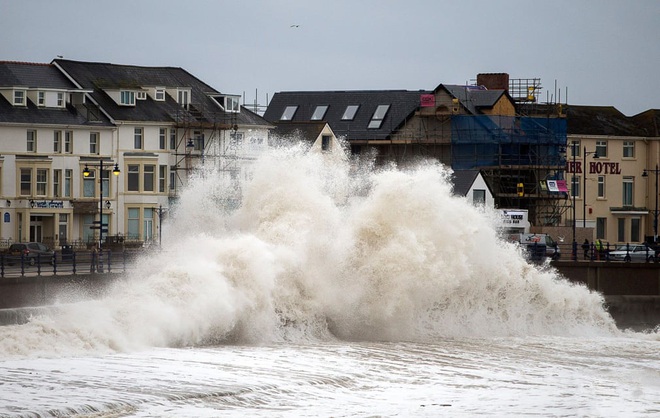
0, 264, 659, 330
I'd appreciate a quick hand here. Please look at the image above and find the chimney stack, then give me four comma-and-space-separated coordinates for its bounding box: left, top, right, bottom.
477, 73, 509, 91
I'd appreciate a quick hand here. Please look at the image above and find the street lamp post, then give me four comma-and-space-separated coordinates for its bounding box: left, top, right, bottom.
582, 146, 600, 228
642, 164, 660, 243
83, 160, 120, 265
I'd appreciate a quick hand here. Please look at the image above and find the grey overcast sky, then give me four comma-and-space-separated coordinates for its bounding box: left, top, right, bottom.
1, 0, 658, 116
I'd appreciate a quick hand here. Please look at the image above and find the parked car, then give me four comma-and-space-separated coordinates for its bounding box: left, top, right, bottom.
608, 244, 657, 263
3, 242, 55, 266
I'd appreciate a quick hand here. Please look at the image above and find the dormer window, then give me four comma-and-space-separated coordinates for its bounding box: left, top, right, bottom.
13, 90, 26, 106
120, 90, 135, 106
37, 91, 45, 106
57, 92, 64, 107
311, 105, 328, 121
177, 89, 190, 107
280, 105, 298, 121
154, 88, 165, 101
136, 91, 147, 100
368, 104, 390, 129
211, 95, 241, 113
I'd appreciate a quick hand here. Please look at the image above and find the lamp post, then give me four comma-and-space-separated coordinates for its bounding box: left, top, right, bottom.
83, 160, 120, 250
642, 164, 660, 243
583, 146, 599, 228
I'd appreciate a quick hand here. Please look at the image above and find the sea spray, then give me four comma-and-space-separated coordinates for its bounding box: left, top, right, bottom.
0, 143, 620, 358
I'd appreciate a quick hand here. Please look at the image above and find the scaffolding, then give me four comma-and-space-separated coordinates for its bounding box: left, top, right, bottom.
450, 114, 568, 226
170, 100, 240, 202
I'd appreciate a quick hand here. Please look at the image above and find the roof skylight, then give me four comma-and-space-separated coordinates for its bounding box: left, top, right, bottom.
367, 104, 390, 129
341, 105, 359, 120
281, 105, 298, 120
311, 105, 328, 120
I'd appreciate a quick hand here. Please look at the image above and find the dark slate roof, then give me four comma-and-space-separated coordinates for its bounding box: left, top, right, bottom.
53, 59, 271, 128
0, 61, 77, 89
0, 61, 112, 126
440, 84, 508, 114
263, 90, 430, 140
566, 105, 648, 136
450, 169, 480, 197
632, 109, 660, 137
271, 121, 328, 142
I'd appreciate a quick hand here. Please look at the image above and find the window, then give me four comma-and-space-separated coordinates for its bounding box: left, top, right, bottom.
134, 128, 143, 149
280, 106, 298, 121
595, 140, 608, 158
597, 176, 605, 198
571, 175, 581, 198
143, 165, 155, 192
321, 135, 331, 152
56, 92, 64, 107
177, 89, 189, 107
53, 169, 62, 197
622, 176, 634, 206
38, 91, 45, 106
127, 165, 140, 192
159, 128, 167, 150
14, 90, 26, 105
64, 131, 73, 153
230, 131, 243, 146
596, 217, 606, 239
20, 168, 31, 195
192, 131, 204, 151
136, 91, 147, 100
170, 129, 176, 150
623, 141, 635, 158
159, 165, 167, 193
570, 140, 581, 158
618, 218, 625, 242
127, 208, 140, 239
36, 169, 48, 196
83, 169, 96, 197
144, 208, 154, 241
90, 132, 99, 154
368, 105, 390, 129
342, 105, 359, 120
155, 88, 165, 101
54, 131, 62, 153
169, 171, 176, 191
631, 218, 640, 242
120, 90, 135, 105
225, 96, 240, 112
311, 105, 328, 121
64, 169, 72, 197
101, 169, 110, 198
473, 189, 486, 205
27, 130, 37, 152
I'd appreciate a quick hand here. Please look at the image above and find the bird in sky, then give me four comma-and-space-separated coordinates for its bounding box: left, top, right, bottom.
290, 24, 299, 28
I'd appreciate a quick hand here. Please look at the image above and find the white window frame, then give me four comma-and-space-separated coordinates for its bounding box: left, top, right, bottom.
154, 88, 165, 101
90, 132, 99, 154
27, 130, 37, 152
13, 90, 26, 106
136, 91, 147, 100
120, 90, 136, 106
623, 141, 635, 158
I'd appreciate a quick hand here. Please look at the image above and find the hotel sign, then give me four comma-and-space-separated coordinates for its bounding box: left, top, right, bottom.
566, 161, 622, 175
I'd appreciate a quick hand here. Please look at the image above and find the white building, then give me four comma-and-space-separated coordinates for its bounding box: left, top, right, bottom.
0, 59, 272, 248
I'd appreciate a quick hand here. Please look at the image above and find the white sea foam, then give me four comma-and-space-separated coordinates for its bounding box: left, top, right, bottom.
0, 143, 624, 358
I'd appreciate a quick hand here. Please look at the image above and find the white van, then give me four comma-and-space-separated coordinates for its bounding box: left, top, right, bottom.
509, 233, 561, 261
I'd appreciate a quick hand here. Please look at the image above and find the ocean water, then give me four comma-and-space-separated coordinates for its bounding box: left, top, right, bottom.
0, 144, 658, 417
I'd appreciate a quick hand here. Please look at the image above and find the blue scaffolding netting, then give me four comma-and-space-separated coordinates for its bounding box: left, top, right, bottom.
451, 115, 567, 170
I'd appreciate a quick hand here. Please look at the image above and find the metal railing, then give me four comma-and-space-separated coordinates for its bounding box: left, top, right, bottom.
0, 250, 137, 278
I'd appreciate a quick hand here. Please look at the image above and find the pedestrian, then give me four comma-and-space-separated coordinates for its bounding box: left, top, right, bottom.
90, 244, 98, 273
595, 239, 604, 260
582, 238, 590, 260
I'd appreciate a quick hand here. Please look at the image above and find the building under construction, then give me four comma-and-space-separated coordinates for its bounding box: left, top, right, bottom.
264, 73, 568, 227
